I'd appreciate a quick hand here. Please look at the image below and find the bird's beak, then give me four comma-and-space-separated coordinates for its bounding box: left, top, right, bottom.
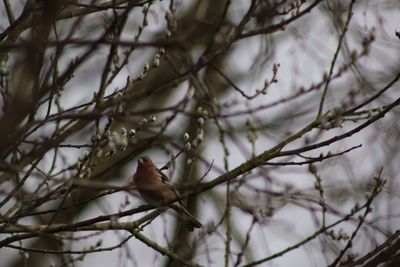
138, 158, 144, 164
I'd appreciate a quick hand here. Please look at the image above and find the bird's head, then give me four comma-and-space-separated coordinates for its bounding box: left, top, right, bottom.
137, 156, 155, 170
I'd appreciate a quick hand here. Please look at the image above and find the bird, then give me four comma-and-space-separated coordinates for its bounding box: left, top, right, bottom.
133, 156, 202, 231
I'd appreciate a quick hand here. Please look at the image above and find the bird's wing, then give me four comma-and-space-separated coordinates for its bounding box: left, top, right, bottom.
156, 168, 170, 183
156, 168, 186, 206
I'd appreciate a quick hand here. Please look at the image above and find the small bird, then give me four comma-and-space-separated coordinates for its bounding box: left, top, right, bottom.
133, 156, 202, 231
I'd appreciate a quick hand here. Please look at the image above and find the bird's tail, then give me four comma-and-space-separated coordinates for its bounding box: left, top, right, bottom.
170, 204, 202, 232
